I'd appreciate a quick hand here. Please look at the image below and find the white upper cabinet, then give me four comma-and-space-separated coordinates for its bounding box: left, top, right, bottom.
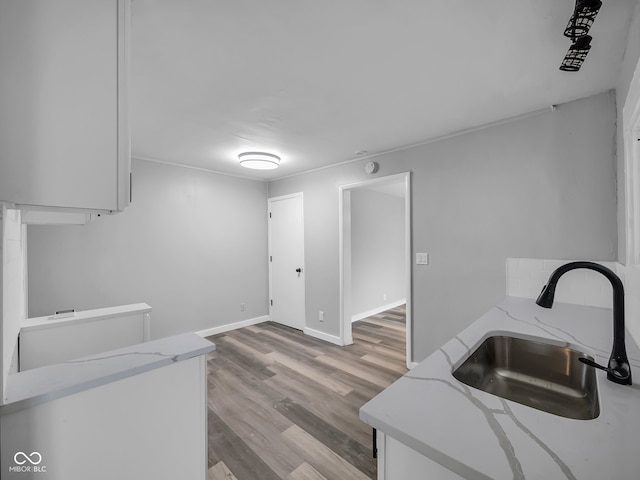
0, 0, 130, 212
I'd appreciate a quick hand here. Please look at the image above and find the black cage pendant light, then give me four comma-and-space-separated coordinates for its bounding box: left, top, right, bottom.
564, 0, 602, 39
559, 0, 602, 72
560, 35, 592, 71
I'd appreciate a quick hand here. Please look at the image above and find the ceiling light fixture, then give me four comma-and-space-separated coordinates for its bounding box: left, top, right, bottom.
238, 152, 280, 170
559, 35, 592, 72
559, 0, 602, 72
563, 0, 602, 40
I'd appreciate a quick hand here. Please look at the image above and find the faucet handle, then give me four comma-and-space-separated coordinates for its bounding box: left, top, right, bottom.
579, 357, 632, 385
579, 357, 609, 372
607, 358, 632, 385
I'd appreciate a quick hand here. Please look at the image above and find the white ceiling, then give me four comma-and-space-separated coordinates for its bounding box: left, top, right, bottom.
130, 0, 637, 181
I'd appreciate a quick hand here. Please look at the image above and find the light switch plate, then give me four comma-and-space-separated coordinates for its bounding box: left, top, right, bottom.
416, 253, 429, 265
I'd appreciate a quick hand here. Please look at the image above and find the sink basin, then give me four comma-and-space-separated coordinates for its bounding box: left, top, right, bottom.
452, 335, 599, 420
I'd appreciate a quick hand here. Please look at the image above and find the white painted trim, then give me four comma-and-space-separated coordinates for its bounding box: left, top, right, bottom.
273, 107, 554, 182
623, 55, 640, 268
268, 192, 304, 203
199, 354, 208, 480
116, 0, 131, 211
339, 187, 353, 346
142, 312, 151, 342
135, 107, 554, 186
409, 362, 419, 369
351, 299, 407, 323
339, 172, 412, 192
22, 224, 28, 320
133, 156, 269, 182
303, 327, 344, 346
339, 172, 413, 368
622, 50, 640, 348
19, 209, 96, 225
23, 303, 153, 331
377, 431, 387, 480
195, 315, 269, 338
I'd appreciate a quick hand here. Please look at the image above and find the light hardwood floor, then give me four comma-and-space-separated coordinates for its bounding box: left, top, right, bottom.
205, 305, 407, 480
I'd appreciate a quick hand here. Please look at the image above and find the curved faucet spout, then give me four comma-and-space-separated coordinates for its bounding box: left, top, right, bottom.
536, 261, 632, 386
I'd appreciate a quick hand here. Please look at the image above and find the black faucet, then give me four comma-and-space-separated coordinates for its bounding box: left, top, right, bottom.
536, 261, 632, 386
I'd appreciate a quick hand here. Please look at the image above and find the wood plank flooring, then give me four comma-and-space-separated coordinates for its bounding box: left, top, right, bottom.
205, 305, 407, 480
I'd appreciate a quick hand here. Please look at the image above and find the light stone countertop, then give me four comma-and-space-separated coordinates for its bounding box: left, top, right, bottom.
360, 297, 640, 479
21, 303, 152, 332
1, 332, 215, 415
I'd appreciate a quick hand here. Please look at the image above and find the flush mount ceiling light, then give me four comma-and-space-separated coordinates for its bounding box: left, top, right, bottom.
563, 0, 602, 39
238, 152, 280, 170
560, 35, 592, 72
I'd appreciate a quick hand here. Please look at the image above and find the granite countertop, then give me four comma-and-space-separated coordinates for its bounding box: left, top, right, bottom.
360, 297, 640, 479
1, 332, 215, 415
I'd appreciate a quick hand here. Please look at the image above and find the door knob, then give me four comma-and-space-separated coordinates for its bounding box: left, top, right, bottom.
295, 268, 302, 273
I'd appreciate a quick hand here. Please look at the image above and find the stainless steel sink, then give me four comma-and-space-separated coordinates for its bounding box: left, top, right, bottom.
452, 335, 599, 420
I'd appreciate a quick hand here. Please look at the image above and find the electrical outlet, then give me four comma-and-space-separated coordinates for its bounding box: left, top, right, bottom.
240, 303, 246, 312
383, 293, 387, 302
319, 310, 324, 322
416, 252, 429, 265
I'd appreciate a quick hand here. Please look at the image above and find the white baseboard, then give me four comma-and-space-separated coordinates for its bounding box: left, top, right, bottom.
351, 299, 407, 323
304, 327, 344, 346
196, 315, 269, 338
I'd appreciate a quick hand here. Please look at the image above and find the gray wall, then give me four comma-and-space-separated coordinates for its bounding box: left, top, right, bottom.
616, 1, 640, 264
25, 92, 621, 360
269, 91, 618, 362
27, 159, 269, 339
351, 188, 406, 318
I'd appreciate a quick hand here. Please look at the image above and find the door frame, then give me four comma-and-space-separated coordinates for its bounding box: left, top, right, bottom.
268, 192, 306, 329
338, 172, 413, 368
623, 53, 640, 346
624, 58, 640, 268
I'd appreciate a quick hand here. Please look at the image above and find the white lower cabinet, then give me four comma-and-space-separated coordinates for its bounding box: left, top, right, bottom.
377, 432, 464, 480
2, 355, 208, 480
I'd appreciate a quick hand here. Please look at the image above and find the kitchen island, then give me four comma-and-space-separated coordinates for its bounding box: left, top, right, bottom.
1, 333, 214, 480
360, 297, 640, 479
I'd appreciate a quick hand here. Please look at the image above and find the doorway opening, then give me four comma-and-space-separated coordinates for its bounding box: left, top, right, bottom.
339, 172, 412, 368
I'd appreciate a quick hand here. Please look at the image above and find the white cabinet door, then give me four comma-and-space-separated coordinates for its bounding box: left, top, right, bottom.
0, 0, 130, 212
378, 433, 465, 480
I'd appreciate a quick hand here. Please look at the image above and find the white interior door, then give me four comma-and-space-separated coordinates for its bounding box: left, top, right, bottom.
269, 193, 305, 330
